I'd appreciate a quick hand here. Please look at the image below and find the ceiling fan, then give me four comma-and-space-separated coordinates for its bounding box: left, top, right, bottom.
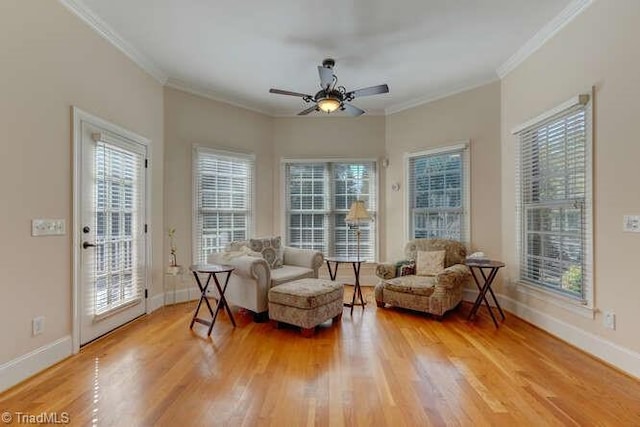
269, 58, 389, 117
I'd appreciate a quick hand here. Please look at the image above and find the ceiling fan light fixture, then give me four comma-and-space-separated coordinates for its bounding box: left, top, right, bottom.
317, 96, 341, 113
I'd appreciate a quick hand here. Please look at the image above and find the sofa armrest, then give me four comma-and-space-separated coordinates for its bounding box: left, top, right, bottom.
283, 247, 324, 271
207, 253, 270, 281
435, 264, 470, 289
375, 263, 397, 280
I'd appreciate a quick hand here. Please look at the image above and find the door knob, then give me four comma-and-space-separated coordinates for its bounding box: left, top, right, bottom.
83, 242, 97, 249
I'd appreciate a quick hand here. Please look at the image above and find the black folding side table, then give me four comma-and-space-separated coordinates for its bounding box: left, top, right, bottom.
189, 264, 236, 335
325, 257, 365, 315
464, 259, 506, 328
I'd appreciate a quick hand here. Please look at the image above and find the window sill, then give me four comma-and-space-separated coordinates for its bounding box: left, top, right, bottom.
516, 281, 595, 320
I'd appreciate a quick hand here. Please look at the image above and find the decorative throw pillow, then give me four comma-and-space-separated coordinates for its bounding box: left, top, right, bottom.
249, 236, 284, 269
415, 250, 446, 276
218, 245, 263, 262
226, 240, 249, 252
396, 260, 416, 276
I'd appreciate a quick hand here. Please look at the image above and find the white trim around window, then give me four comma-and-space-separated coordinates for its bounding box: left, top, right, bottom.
280, 158, 379, 261
404, 142, 471, 246
192, 146, 255, 264
513, 92, 593, 309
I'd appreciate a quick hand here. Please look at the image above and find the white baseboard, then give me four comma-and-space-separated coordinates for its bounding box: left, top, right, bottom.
499, 294, 640, 379
147, 293, 164, 313
148, 288, 200, 311
171, 288, 200, 304
0, 336, 72, 393
462, 287, 640, 379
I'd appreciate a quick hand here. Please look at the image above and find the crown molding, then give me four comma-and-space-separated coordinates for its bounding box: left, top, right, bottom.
497, 0, 595, 78
165, 78, 272, 116
385, 76, 500, 115
58, 0, 168, 84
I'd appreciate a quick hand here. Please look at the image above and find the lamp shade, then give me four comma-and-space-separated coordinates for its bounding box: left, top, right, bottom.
345, 200, 371, 223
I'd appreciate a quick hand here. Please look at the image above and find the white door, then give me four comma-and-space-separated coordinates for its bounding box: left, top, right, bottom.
77, 114, 148, 345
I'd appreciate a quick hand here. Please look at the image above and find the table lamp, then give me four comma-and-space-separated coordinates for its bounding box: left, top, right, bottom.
345, 200, 372, 261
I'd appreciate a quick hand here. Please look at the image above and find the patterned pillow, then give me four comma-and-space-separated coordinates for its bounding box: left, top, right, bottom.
415, 250, 446, 276
249, 236, 284, 269
396, 260, 416, 276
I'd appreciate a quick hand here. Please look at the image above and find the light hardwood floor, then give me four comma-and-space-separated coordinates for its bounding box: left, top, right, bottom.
2, 288, 639, 426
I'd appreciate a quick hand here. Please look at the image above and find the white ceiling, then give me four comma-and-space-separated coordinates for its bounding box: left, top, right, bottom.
71, 0, 576, 116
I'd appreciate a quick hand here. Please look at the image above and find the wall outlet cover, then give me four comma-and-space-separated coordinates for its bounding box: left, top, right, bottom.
32, 316, 45, 336
603, 311, 616, 330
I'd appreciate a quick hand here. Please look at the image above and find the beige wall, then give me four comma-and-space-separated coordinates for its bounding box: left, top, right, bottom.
0, 1, 164, 364
163, 87, 273, 275
501, 0, 640, 353
385, 82, 502, 264
6, 0, 637, 387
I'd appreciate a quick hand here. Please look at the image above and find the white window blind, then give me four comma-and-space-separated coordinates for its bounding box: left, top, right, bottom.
407, 144, 469, 243
193, 147, 254, 264
515, 95, 592, 302
284, 161, 377, 261
93, 139, 146, 316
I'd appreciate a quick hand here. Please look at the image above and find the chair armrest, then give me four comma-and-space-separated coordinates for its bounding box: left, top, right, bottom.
283, 247, 324, 271
207, 253, 270, 281
435, 264, 470, 289
375, 263, 397, 280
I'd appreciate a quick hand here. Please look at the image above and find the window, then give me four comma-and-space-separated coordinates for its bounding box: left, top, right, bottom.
193, 147, 254, 264
284, 161, 377, 261
515, 95, 592, 302
407, 144, 469, 243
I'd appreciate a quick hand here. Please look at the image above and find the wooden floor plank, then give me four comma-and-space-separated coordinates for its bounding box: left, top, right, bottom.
2, 288, 640, 426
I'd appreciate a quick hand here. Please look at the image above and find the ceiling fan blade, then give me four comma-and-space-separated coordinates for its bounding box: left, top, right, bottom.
347, 84, 389, 99
269, 88, 313, 98
342, 103, 365, 117
318, 66, 334, 90
297, 105, 319, 116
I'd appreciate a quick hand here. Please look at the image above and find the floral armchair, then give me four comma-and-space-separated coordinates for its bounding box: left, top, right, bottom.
375, 239, 470, 318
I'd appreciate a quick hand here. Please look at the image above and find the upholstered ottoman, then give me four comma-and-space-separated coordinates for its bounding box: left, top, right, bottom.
268, 278, 344, 337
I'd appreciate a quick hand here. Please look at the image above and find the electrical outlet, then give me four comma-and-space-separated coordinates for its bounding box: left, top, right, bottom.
603, 311, 616, 330
32, 316, 45, 336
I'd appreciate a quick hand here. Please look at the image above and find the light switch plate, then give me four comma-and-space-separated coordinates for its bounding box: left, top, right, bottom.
623, 215, 640, 233
32, 219, 66, 236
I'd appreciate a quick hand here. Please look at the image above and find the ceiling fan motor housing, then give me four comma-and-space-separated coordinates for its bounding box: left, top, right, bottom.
322, 58, 335, 69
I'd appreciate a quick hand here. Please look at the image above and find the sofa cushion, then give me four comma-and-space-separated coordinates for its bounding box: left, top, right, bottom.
270, 265, 314, 286
249, 236, 284, 269
382, 275, 436, 297
269, 278, 343, 309
416, 250, 445, 276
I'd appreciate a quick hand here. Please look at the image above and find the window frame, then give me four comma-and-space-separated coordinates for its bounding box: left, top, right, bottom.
192, 146, 255, 264
404, 142, 471, 246
281, 158, 379, 261
513, 94, 593, 308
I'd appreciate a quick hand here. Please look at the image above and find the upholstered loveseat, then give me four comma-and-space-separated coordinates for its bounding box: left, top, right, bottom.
207, 237, 324, 320
375, 239, 470, 318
